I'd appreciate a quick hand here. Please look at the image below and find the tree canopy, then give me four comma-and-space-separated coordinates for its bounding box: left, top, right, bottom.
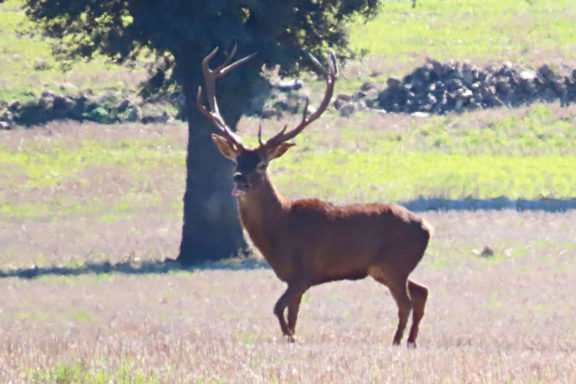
25, 0, 381, 265
26, 0, 379, 92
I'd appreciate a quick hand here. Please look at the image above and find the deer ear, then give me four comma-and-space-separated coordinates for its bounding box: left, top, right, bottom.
267, 142, 295, 161
211, 133, 239, 160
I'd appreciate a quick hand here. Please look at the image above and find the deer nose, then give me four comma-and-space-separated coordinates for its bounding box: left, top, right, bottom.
233, 173, 247, 183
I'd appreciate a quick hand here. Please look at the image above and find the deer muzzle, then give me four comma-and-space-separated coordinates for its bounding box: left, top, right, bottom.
232, 173, 250, 197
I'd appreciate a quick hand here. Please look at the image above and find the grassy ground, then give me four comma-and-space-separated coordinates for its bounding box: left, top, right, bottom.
1, 210, 575, 382
1, 114, 574, 382
0, 122, 186, 268
0, 0, 147, 103
2, 103, 575, 268
266, 104, 576, 203
349, 0, 576, 80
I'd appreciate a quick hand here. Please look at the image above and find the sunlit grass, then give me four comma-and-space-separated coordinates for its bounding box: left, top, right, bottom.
0, 1, 147, 103
0, 122, 186, 224
275, 150, 575, 203
28, 360, 160, 384
2, 103, 575, 222
0, 137, 184, 189
351, 0, 576, 66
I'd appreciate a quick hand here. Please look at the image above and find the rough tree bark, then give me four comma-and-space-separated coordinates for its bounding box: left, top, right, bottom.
177, 78, 257, 266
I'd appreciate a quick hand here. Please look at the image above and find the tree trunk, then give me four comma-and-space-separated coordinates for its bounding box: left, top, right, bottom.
176, 58, 267, 266
177, 89, 248, 266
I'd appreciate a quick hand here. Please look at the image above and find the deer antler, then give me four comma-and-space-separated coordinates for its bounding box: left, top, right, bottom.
262, 50, 339, 149
197, 45, 257, 149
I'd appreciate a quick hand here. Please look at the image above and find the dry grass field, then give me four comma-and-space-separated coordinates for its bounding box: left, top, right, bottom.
1, 121, 575, 383
1, 210, 575, 383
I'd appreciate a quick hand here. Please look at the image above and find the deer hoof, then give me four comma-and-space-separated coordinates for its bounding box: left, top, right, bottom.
407, 341, 417, 349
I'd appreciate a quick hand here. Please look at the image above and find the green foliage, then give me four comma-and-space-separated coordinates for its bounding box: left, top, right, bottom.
23, 0, 379, 96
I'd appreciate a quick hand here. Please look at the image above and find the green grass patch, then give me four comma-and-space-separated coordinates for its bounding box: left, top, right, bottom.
270, 104, 576, 203
0, 126, 186, 221
0, 1, 147, 103
15, 311, 51, 321
2, 103, 575, 224
352, 0, 576, 65
0, 137, 184, 189
68, 311, 93, 322
28, 360, 160, 384
317, 108, 576, 156
274, 150, 574, 203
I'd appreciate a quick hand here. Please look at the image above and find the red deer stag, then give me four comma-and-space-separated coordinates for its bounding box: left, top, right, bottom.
197, 46, 432, 347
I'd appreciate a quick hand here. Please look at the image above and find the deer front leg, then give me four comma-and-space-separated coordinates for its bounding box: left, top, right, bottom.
273, 282, 309, 342
288, 288, 309, 335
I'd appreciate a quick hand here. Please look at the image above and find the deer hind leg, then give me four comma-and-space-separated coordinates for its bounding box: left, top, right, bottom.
388, 280, 413, 346
287, 292, 305, 335
273, 282, 309, 342
407, 280, 428, 348
369, 267, 412, 346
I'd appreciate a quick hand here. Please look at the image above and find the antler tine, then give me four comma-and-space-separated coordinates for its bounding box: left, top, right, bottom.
215, 44, 238, 72
308, 52, 327, 76
220, 52, 258, 76
196, 86, 223, 130
198, 46, 256, 149
204, 45, 257, 79
263, 51, 338, 148
328, 49, 339, 77
258, 123, 264, 146
301, 97, 310, 122
197, 85, 243, 146
215, 44, 258, 77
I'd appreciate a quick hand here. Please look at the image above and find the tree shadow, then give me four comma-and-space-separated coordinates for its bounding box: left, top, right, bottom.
401, 197, 576, 212
4, 196, 573, 280
0, 258, 271, 280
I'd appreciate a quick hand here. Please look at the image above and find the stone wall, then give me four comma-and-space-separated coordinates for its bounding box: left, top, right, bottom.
335, 60, 576, 117
0, 89, 173, 130
2, 60, 575, 129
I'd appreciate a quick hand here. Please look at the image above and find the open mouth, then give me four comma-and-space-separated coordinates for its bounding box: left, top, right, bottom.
232, 182, 250, 197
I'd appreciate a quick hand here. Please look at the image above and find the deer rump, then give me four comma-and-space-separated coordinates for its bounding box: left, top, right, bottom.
241, 198, 432, 286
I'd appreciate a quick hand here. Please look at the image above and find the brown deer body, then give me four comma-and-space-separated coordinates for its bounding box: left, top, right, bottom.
198, 47, 432, 347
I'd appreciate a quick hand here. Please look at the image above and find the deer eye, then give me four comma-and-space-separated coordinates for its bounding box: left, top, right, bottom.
257, 163, 267, 171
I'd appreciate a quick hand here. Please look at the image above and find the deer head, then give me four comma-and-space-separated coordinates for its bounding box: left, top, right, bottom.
197, 46, 338, 196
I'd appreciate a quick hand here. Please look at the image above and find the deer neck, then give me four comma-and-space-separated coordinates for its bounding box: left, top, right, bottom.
236, 175, 288, 258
